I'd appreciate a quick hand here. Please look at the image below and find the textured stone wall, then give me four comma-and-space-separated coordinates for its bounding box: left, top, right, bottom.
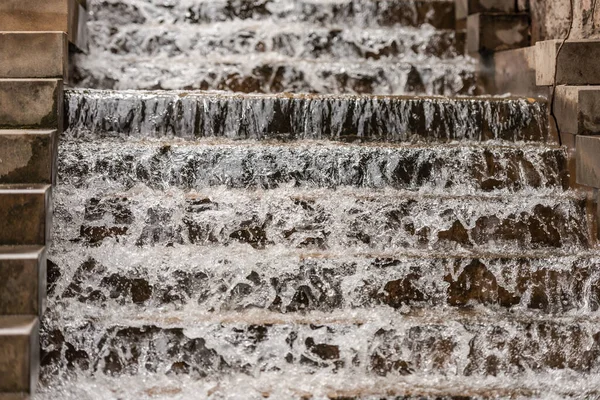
524, 0, 600, 42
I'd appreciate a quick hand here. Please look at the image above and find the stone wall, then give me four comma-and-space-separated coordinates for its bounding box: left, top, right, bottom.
525, 0, 600, 42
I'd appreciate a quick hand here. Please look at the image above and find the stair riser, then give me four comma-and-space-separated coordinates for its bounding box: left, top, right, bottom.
72, 56, 475, 95
0, 132, 55, 185
0, 253, 46, 316
40, 315, 600, 379
0, 188, 52, 246
47, 248, 600, 314
53, 187, 589, 251
91, 0, 456, 30
58, 142, 569, 192
0, 317, 39, 394
65, 90, 549, 142
88, 23, 460, 60
0, 80, 62, 130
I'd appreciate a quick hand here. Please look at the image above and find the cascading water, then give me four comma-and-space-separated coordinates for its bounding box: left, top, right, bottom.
37, 0, 600, 399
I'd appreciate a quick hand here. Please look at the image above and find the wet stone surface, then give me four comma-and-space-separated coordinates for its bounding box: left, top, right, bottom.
65, 90, 549, 142
40, 310, 600, 381
57, 141, 569, 192
46, 249, 600, 314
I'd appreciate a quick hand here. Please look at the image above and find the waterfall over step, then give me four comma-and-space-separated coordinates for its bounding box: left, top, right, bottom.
38, 0, 600, 399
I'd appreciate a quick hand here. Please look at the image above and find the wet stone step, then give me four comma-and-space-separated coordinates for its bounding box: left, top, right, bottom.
33, 374, 600, 400
57, 140, 569, 192
40, 308, 600, 380
65, 90, 549, 142
87, 21, 462, 60
71, 54, 476, 95
90, 0, 457, 30
46, 243, 600, 314
52, 186, 589, 251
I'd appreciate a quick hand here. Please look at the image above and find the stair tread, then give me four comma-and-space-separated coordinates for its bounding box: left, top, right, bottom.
87, 20, 461, 59
0, 184, 51, 193
0, 246, 45, 259
31, 372, 600, 400
47, 304, 600, 327
66, 88, 540, 102
72, 52, 475, 94
0, 129, 56, 135
0, 316, 37, 335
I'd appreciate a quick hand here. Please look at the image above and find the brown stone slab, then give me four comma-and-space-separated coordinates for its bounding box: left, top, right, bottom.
0, 130, 56, 185
467, 13, 530, 55
0, 246, 46, 316
456, 0, 516, 20
0, 79, 63, 129
536, 40, 600, 85
0, 316, 39, 395
577, 135, 600, 188
0, 0, 88, 50
0, 32, 67, 79
0, 185, 51, 246
554, 86, 600, 135
0, 0, 68, 32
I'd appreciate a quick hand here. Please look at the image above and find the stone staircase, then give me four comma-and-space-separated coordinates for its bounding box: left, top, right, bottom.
0, 1, 87, 398
8, 0, 600, 399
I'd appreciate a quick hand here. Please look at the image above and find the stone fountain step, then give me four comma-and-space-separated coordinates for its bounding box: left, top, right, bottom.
0, 130, 57, 185
57, 140, 569, 192
46, 243, 600, 314
90, 0, 457, 30
70, 54, 476, 95
0, 32, 67, 79
0, 185, 52, 246
87, 21, 462, 60
31, 372, 600, 399
65, 90, 550, 142
0, 246, 46, 316
0, 79, 63, 130
0, 316, 39, 395
40, 307, 600, 379
51, 186, 590, 251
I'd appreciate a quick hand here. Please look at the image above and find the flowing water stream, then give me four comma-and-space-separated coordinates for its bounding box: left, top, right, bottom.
36, 0, 600, 398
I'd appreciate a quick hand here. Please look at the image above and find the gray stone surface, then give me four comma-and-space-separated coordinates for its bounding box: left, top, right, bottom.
0, 185, 51, 246
0, 33, 67, 79
536, 40, 600, 85
467, 13, 530, 54
0, 80, 62, 129
0, 130, 56, 185
0, 316, 39, 394
0, 246, 46, 316
576, 135, 600, 188
554, 86, 600, 135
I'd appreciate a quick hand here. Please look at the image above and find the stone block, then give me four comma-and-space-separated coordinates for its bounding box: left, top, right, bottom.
0, 0, 88, 50
0, 316, 39, 395
536, 40, 600, 85
0, 0, 68, 32
488, 46, 549, 97
0, 130, 56, 185
467, 13, 530, 55
0, 185, 51, 246
0, 33, 67, 79
0, 79, 63, 129
456, 0, 516, 20
0, 246, 46, 316
576, 135, 600, 188
554, 86, 600, 135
